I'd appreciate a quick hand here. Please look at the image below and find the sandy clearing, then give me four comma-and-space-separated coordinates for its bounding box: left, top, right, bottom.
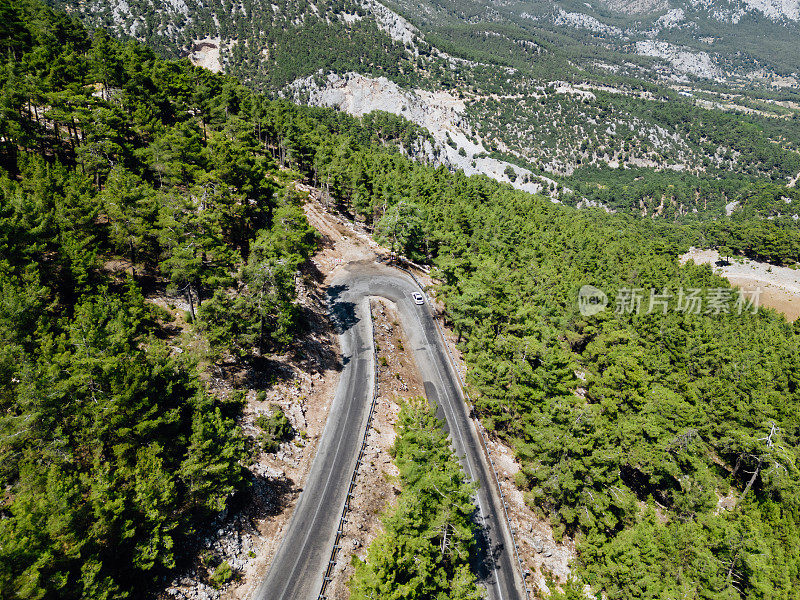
681, 248, 800, 321
189, 38, 222, 73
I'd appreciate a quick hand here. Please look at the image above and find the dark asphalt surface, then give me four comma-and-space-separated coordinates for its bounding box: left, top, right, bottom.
254, 261, 523, 600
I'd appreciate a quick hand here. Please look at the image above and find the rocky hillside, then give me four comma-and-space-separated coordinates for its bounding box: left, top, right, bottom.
387, 0, 800, 88
52, 0, 800, 211
48, 0, 417, 90
55, 0, 800, 92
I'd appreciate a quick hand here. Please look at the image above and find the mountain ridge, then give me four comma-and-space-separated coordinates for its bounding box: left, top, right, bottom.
50, 0, 800, 215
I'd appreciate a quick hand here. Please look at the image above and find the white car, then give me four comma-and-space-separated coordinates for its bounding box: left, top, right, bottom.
412, 292, 425, 305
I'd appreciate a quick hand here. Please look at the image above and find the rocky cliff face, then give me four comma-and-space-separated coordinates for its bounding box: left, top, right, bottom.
635, 41, 723, 80
286, 72, 549, 196
739, 0, 800, 20
600, 0, 669, 14
363, 0, 419, 44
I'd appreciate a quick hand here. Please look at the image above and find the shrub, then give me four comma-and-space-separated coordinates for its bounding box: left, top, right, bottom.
210, 561, 234, 589
256, 405, 293, 452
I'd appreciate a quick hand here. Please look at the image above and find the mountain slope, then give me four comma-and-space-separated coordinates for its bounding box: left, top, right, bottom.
52, 0, 800, 212
6, 3, 800, 600
51, 0, 418, 89
386, 0, 800, 86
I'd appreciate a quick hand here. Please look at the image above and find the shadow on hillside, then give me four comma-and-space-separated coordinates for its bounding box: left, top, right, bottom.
166, 473, 298, 589
231, 472, 299, 522
228, 356, 296, 390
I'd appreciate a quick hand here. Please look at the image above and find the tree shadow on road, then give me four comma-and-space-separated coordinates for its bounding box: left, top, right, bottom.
471, 518, 509, 591
327, 284, 359, 334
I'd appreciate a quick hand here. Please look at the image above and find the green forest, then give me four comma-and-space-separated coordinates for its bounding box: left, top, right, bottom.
2, 1, 800, 599
349, 399, 482, 600
0, 2, 319, 597
308, 137, 800, 598
563, 168, 800, 266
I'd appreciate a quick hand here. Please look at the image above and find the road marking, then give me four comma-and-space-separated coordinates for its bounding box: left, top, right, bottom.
350, 275, 508, 598
262, 271, 514, 600
407, 297, 508, 600
270, 304, 371, 600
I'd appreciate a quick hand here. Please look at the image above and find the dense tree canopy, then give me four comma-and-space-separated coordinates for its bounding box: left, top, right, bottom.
0, 3, 316, 597
350, 399, 482, 600
2, 1, 799, 598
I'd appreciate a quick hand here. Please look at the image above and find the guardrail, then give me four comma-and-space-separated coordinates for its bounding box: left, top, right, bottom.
317, 302, 380, 600
395, 263, 531, 600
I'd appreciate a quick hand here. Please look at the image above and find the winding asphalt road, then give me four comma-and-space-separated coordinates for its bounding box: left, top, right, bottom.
254, 261, 523, 600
